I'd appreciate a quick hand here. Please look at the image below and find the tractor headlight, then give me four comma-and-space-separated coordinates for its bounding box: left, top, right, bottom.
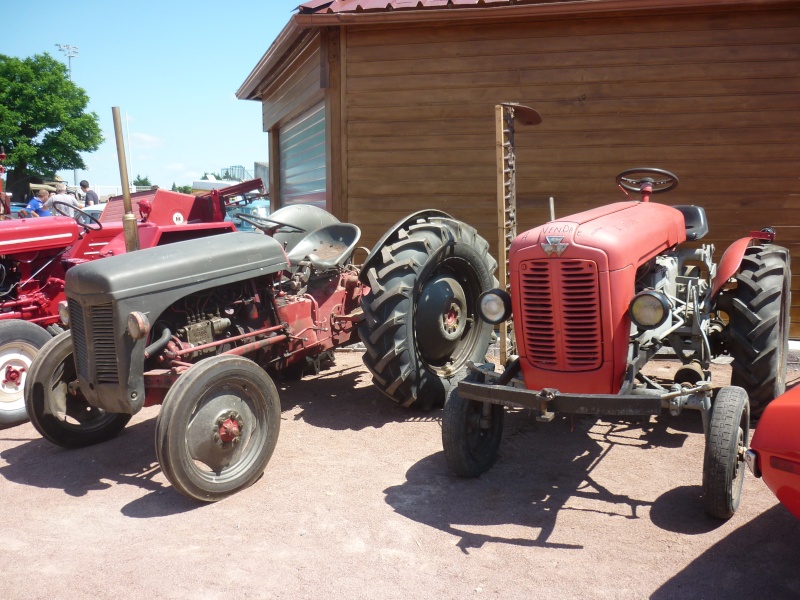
58, 301, 70, 326
127, 311, 151, 340
629, 291, 670, 329
477, 289, 512, 324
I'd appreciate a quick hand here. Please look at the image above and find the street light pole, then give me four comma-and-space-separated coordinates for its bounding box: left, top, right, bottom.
54, 44, 78, 81
55, 44, 79, 184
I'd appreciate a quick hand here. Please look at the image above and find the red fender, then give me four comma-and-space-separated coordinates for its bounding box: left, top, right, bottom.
711, 235, 764, 298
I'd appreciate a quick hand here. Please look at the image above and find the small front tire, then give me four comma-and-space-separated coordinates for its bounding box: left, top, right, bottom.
442, 369, 505, 477
702, 386, 749, 519
24, 331, 131, 448
155, 355, 281, 502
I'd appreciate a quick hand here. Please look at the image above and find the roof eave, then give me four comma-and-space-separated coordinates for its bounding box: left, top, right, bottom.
237, 19, 304, 101
294, 0, 795, 26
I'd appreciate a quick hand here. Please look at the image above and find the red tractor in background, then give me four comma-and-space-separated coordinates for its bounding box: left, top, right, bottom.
442, 107, 790, 520
0, 180, 266, 426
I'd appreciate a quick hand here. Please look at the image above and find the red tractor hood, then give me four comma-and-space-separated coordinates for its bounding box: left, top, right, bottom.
0, 216, 81, 255
510, 201, 686, 271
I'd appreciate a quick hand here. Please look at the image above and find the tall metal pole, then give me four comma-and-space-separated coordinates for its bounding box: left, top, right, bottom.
112, 107, 140, 252
495, 103, 542, 366
55, 44, 79, 185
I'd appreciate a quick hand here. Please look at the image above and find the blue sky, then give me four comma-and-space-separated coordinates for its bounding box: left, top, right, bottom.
2, 0, 303, 192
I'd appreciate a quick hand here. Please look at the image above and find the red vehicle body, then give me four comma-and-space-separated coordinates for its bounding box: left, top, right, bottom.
441, 107, 791, 522
748, 385, 800, 519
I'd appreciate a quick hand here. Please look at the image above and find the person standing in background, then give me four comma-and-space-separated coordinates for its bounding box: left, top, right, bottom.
25, 189, 51, 217
80, 180, 99, 206
46, 183, 82, 218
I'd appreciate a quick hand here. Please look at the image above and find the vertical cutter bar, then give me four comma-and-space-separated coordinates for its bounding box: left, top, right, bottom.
495, 105, 517, 365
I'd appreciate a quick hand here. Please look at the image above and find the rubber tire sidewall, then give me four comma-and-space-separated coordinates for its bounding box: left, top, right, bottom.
724, 244, 791, 416
702, 386, 749, 520
24, 330, 131, 448
441, 368, 505, 478
0, 320, 52, 426
359, 217, 496, 409
155, 355, 281, 502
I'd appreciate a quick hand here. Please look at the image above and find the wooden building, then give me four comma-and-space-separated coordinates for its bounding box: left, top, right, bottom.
237, 0, 800, 332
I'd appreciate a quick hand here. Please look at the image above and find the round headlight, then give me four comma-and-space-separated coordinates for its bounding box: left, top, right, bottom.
477, 289, 512, 325
630, 291, 670, 329
127, 311, 151, 340
58, 301, 70, 326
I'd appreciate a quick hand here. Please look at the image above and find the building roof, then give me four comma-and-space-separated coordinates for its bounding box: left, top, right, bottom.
298, 0, 518, 13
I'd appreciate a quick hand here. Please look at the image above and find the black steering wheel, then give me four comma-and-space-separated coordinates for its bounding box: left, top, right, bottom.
51, 200, 103, 231
234, 213, 306, 234
616, 168, 679, 194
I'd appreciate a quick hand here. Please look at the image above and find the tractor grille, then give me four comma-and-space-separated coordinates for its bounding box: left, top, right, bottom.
69, 300, 119, 384
519, 259, 602, 371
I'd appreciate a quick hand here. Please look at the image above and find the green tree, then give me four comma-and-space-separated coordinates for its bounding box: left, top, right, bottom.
133, 174, 151, 187
0, 53, 103, 198
171, 182, 192, 194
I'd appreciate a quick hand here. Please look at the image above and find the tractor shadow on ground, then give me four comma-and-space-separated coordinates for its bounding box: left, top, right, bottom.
275, 362, 440, 431
0, 415, 201, 517
651, 504, 800, 599
383, 410, 695, 553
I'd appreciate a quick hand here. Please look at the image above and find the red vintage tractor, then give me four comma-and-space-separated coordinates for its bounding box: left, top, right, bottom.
441, 108, 790, 520
0, 180, 265, 426
24, 206, 496, 501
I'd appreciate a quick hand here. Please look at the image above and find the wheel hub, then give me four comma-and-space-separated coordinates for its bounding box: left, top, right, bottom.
3, 364, 24, 387
214, 411, 244, 445
416, 274, 468, 362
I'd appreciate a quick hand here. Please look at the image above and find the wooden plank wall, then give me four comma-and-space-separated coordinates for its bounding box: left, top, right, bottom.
261, 35, 324, 131
341, 7, 800, 335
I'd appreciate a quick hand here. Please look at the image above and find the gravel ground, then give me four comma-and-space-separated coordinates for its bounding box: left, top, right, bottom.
1, 351, 799, 599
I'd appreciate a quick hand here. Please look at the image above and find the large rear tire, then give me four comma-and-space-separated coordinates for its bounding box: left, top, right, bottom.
24, 331, 131, 448
703, 386, 749, 519
359, 215, 496, 409
724, 244, 790, 416
0, 320, 52, 427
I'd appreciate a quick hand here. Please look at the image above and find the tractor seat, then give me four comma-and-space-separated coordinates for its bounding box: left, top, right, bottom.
673, 205, 709, 241
286, 223, 361, 272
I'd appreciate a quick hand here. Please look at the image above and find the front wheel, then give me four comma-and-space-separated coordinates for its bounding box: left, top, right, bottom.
24, 331, 131, 447
0, 320, 52, 426
702, 386, 750, 519
441, 369, 505, 477
155, 355, 281, 502
359, 215, 497, 409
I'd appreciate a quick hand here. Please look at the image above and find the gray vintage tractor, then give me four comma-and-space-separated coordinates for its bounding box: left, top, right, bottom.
25, 205, 496, 501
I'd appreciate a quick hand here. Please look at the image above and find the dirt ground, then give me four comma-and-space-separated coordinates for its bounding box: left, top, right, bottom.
1, 351, 799, 600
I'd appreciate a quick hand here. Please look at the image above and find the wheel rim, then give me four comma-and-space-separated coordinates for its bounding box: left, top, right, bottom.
0, 341, 37, 406
184, 380, 267, 481
415, 259, 483, 373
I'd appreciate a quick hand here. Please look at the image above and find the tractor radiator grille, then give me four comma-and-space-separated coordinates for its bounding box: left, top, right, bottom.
69, 301, 119, 384
519, 260, 602, 371
68, 299, 90, 381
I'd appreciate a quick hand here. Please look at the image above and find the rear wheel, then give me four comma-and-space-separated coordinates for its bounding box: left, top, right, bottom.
24, 331, 131, 447
724, 244, 790, 416
0, 320, 52, 426
442, 369, 505, 477
155, 355, 281, 502
359, 215, 496, 409
702, 386, 749, 519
